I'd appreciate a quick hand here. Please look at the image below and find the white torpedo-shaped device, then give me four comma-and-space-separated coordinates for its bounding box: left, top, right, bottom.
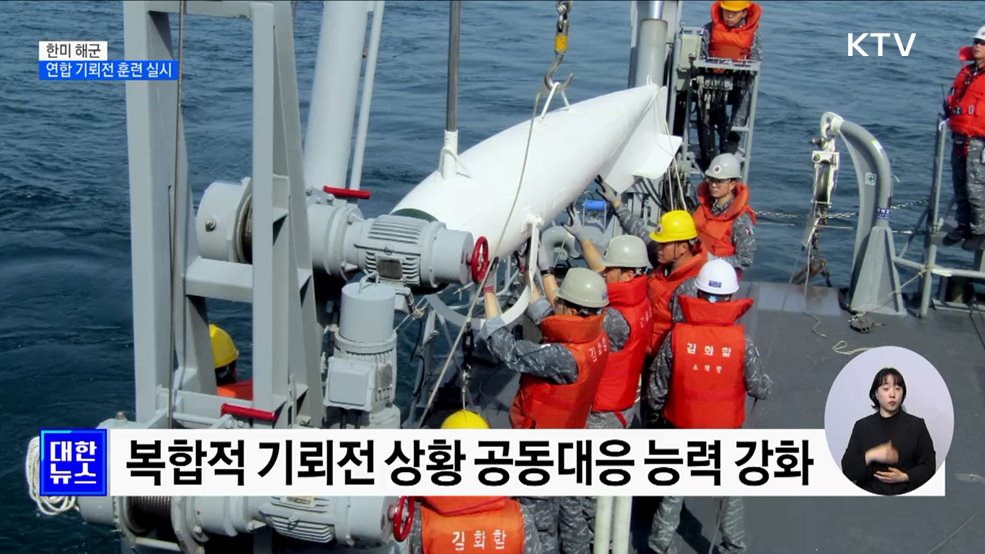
392, 84, 682, 259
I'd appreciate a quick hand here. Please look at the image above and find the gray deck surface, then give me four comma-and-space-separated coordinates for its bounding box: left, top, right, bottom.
449, 281, 985, 553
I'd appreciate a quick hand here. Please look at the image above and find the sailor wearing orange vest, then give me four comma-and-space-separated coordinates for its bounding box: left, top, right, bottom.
554, 231, 652, 553
693, 153, 756, 275
209, 324, 253, 400
703, 1, 762, 63
643, 260, 772, 554
561, 214, 650, 430
402, 410, 543, 554
593, 180, 708, 358
480, 265, 611, 553
697, 1, 762, 167
645, 211, 708, 357
943, 25, 985, 251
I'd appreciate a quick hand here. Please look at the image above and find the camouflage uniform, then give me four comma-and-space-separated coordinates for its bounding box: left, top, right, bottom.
951, 135, 985, 236
481, 298, 627, 554
529, 298, 630, 554
406, 501, 544, 554
668, 277, 699, 324
643, 318, 772, 554
614, 205, 653, 243
525, 299, 630, 352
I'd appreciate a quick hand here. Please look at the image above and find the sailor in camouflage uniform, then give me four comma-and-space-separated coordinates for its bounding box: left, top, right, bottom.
597, 156, 756, 278
480, 262, 614, 553
643, 260, 772, 554
944, 25, 985, 251
550, 216, 654, 552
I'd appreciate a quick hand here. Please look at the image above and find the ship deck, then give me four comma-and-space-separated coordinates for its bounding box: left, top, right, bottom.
451, 281, 985, 553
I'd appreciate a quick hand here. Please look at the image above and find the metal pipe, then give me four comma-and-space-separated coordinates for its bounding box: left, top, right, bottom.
439, 1, 461, 180
834, 119, 894, 219
349, 0, 385, 191
447, 0, 460, 133
920, 120, 949, 317
895, 257, 985, 280
133, 537, 182, 552
633, 18, 668, 87
637, 0, 664, 20
592, 496, 613, 554
742, 66, 761, 184
611, 496, 632, 553
304, 1, 369, 192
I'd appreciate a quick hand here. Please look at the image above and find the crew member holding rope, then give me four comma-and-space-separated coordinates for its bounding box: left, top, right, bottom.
644, 260, 772, 554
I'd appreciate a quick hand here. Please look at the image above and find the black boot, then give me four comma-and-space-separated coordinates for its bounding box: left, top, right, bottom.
943, 226, 968, 246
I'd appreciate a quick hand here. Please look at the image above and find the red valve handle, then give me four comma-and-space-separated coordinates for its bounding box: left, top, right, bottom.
391, 496, 415, 542
220, 404, 277, 422
322, 186, 372, 200
470, 236, 490, 283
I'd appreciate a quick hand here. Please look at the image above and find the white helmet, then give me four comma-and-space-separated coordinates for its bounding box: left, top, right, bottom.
705, 153, 742, 180
695, 259, 740, 296
975, 25, 985, 42
556, 267, 609, 309
601, 235, 650, 270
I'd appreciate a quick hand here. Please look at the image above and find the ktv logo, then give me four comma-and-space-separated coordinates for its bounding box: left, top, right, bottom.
847, 33, 916, 57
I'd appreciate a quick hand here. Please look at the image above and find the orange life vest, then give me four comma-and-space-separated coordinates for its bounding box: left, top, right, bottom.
647, 251, 708, 355
218, 379, 253, 401
693, 182, 757, 259
663, 295, 753, 429
509, 314, 609, 429
593, 276, 652, 412
947, 61, 985, 138
708, 2, 761, 60
420, 496, 524, 554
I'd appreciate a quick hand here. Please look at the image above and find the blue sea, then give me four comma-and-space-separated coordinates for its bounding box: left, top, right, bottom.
0, 1, 978, 551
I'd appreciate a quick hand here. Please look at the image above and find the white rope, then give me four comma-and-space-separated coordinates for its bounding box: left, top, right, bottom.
418, 82, 547, 426
831, 340, 873, 356
25, 436, 78, 516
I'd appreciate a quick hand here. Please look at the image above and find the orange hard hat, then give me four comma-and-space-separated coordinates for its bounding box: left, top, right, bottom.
720, 1, 751, 11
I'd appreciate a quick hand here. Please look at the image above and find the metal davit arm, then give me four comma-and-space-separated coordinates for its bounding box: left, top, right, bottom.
822, 113, 906, 316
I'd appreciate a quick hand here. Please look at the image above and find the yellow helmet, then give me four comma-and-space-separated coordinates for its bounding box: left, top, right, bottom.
649, 210, 698, 243
209, 324, 239, 369
440, 409, 490, 429
720, 1, 751, 11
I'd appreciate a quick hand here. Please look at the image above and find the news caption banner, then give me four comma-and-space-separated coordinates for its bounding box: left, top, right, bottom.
39, 429, 945, 497
38, 41, 177, 81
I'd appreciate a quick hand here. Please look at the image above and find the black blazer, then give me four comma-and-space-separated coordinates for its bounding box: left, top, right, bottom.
841, 411, 936, 495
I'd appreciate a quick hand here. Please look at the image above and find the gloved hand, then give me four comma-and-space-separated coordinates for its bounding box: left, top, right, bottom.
563, 207, 590, 243
595, 176, 621, 208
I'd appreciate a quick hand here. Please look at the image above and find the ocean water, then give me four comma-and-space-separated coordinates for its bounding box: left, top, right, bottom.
0, 1, 978, 552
